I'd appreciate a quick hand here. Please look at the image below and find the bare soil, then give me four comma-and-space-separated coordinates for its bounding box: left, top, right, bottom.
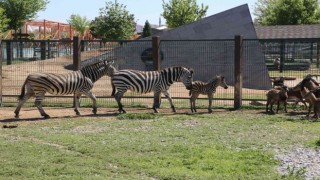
1, 106, 226, 124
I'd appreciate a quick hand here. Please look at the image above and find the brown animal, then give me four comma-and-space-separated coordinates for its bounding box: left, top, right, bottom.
301, 87, 314, 117
300, 74, 320, 97
303, 89, 320, 119
272, 76, 285, 87
275, 83, 307, 109
266, 86, 289, 114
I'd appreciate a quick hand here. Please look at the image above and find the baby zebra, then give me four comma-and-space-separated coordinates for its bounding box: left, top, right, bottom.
189, 75, 228, 113
14, 60, 115, 119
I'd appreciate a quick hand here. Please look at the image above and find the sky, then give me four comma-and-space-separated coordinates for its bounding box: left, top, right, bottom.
37, 0, 257, 26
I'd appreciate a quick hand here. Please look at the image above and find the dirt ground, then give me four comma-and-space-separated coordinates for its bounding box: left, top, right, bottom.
0, 106, 233, 125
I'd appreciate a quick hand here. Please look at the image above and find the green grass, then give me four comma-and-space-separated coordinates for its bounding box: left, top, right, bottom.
1, 109, 320, 179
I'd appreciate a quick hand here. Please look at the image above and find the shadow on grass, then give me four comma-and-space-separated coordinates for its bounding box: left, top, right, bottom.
0, 112, 119, 123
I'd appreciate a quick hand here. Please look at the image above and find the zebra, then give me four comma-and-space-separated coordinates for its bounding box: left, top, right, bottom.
111, 66, 194, 113
14, 60, 116, 119
189, 75, 228, 113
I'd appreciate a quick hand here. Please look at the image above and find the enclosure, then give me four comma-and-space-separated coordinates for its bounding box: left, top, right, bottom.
1, 37, 320, 110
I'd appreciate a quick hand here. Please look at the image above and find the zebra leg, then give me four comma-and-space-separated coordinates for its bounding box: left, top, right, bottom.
162, 91, 176, 113
190, 93, 199, 113
152, 91, 162, 113
74, 93, 82, 115
83, 91, 97, 115
14, 92, 33, 118
114, 92, 126, 113
208, 93, 213, 113
35, 93, 50, 119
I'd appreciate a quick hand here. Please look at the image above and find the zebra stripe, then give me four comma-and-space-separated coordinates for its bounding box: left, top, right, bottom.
111, 66, 194, 113
14, 60, 115, 118
189, 75, 228, 113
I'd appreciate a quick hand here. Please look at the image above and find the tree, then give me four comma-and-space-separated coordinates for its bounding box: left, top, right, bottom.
90, 1, 135, 40
162, 0, 208, 28
67, 14, 90, 39
0, 0, 49, 38
0, 7, 8, 33
253, 0, 320, 25
141, 20, 152, 38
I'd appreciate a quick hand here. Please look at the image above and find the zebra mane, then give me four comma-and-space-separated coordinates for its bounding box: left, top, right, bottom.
207, 75, 222, 83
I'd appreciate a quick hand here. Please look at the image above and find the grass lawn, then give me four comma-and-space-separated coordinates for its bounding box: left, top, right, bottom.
1, 108, 320, 179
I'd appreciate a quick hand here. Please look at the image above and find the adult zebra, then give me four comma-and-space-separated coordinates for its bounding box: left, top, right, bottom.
111, 66, 194, 113
14, 60, 115, 118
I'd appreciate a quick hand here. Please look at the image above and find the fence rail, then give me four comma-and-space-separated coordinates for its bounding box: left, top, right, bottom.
1, 36, 320, 110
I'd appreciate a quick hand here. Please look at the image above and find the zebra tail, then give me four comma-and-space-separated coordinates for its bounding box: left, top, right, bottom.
18, 79, 28, 100
111, 82, 116, 96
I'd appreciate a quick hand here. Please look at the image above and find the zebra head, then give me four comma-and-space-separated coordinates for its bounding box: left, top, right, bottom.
217, 75, 228, 89
103, 60, 117, 76
180, 67, 194, 90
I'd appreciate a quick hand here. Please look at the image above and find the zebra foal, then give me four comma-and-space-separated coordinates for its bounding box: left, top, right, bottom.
111, 66, 194, 113
14, 60, 115, 118
189, 75, 228, 113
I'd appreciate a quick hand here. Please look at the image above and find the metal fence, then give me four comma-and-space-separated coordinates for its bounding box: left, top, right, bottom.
1, 37, 320, 110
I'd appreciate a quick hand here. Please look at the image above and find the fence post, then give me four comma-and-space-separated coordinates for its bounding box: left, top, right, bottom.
6, 41, 12, 65
279, 40, 285, 73
152, 36, 160, 71
0, 40, 2, 106
234, 35, 243, 110
73, 36, 81, 71
40, 41, 46, 60
152, 36, 161, 108
317, 42, 320, 68
73, 36, 81, 107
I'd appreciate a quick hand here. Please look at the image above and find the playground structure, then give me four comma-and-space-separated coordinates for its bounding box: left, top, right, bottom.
2, 19, 92, 40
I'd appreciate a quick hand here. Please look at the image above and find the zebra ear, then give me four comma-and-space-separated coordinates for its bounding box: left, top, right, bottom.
188, 68, 194, 74
104, 60, 114, 65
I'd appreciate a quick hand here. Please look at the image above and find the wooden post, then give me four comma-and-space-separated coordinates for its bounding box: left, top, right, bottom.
317, 42, 320, 68
311, 42, 314, 63
152, 36, 161, 108
234, 35, 243, 110
0, 40, 2, 106
73, 36, 81, 107
6, 41, 12, 65
152, 36, 160, 71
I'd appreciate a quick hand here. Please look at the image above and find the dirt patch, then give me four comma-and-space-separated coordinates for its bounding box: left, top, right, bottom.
181, 119, 206, 126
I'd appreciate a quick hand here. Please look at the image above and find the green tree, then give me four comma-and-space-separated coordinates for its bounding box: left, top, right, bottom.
0, 0, 49, 38
141, 20, 152, 38
253, 0, 320, 25
67, 14, 90, 39
0, 7, 8, 33
90, 1, 135, 40
162, 0, 208, 28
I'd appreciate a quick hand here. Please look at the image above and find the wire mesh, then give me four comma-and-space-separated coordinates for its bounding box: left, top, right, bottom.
1, 38, 320, 110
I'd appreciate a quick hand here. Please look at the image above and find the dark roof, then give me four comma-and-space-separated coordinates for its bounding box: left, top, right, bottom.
255, 25, 320, 39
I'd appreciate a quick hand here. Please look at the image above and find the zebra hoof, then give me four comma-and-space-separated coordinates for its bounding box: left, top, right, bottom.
92, 108, 97, 115
43, 115, 51, 119
14, 114, 19, 118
